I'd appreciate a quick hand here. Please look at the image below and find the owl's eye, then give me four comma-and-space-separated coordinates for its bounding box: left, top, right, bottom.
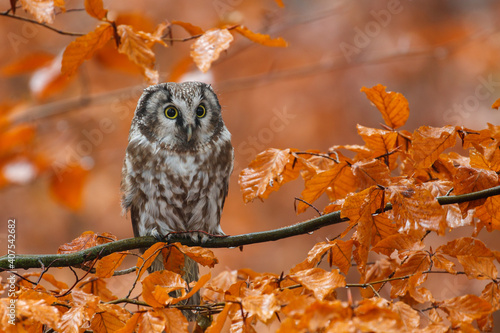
165, 106, 178, 119
196, 105, 206, 118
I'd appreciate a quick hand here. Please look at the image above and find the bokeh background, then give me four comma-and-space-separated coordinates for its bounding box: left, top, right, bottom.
1, 0, 500, 325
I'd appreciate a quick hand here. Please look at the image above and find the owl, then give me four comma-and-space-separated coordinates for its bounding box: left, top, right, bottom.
121, 82, 234, 320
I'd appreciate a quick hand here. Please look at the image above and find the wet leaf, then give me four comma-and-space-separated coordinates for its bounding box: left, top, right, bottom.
371, 234, 424, 258
453, 166, 498, 216
142, 270, 187, 307
174, 243, 218, 268
361, 84, 409, 129
79, 277, 117, 302
58, 231, 117, 254
190, 28, 233, 72
289, 268, 345, 300
291, 239, 354, 275
438, 294, 493, 325
242, 294, 280, 322
96, 251, 128, 278
357, 125, 399, 169
20, 0, 56, 23
411, 125, 456, 169
136, 242, 166, 279
390, 251, 432, 302
352, 159, 391, 188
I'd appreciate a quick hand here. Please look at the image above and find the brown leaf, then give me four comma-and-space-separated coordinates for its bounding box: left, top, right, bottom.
137, 310, 166, 333
62, 24, 114, 77
91, 303, 130, 333
158, 308, 189, 333
11, 298, 60, 328
371, 234, 424, 258
361, 84, 409, 129
357, 125, 399, 169
291, 239, 354, 275
480, 282, 500, 311
20, 0, 56, 23
360, 258, 397, 298
239, 148, 302, 203
457, 255, 498, 280
235, 26, 288, 47
96, 251, 128, 278
387, 181, 446, 235
204, 270, 237, 302
438, 294, 493, 325
58, 231, 116, 254
171, 20, 204, 36
142, 270, 187, 307
453, 166, 498, 216
84, 0, 107, 20
161, 245, 185, 275
171, 272, 211, 305
411, 125, 456, 169
288, 268, 345, 300
431, 253, 456, 274
298, 161, 356, 213
1, 52, 54, 76
297, 300, 352, 331
484, 195, 500, 230
190, 28, 233, 72
136, 242, 166, 279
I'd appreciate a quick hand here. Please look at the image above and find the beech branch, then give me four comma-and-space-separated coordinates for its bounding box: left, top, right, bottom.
2, 185, 500, 270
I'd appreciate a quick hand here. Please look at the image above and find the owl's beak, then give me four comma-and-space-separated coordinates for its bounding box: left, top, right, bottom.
186, 125, 193, 142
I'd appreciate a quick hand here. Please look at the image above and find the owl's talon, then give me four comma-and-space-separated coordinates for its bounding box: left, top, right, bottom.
150, 228, 166, 242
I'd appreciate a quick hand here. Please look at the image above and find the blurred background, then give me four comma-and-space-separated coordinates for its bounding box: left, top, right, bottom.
1, 0, 499, 318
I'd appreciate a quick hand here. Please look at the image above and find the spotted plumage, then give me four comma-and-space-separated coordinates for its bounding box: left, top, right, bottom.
121, 82, 233, 320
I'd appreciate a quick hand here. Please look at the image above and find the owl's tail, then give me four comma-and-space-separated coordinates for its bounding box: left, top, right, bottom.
149, 254, 200, 321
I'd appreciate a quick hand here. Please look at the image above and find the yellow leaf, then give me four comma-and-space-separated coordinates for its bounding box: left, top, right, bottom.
411, 125, 456, 169
20, 0, 56, 23
190, 28, 233, 73
171, 20, 204, 36
235, 26, 288, 47
239, 148, 301, 203
84, 0, 107, 20
361, 84, 409, 129
49, 165, 89, 211
62, 24, 114, 77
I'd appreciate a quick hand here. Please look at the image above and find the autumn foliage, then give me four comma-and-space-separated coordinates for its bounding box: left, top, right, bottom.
1, 1, 500, 333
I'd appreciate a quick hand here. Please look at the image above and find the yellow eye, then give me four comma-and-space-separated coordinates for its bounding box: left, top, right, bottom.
196, 105, 206, 118
165, 106, 178, 119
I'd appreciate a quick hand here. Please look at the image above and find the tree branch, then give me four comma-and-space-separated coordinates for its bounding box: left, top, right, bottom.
2, 185, 500, 270
0, 12, 85, 36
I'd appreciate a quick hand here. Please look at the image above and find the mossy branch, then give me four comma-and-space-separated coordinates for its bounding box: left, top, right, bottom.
2, 185, 500, 270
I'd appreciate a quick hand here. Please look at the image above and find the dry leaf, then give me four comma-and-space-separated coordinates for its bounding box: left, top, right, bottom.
173, 243, 219, 268
371, 234, 424, 258
79, 277, 117, 302
453, 166, 498, 216
20, 0, 56, 23
190, 28, 233, 72
235, 26, 288, 47
96, 252, 128, 278
291, 239, 354, 275
171, 20, 204, 36
136, 242, 166, 279
141, 270, 187, 307
84, 0, 107, 20
242, 294, 280, 322
289, 268, 345, 300
361, 84, 409, 129
411, 125, 456, 169
492, 98, 500, 109
438, 294, 493, 325
58, 231, 116, 254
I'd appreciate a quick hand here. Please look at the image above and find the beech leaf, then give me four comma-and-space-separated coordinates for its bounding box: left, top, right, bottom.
289, 268, 345, 300
96, 252, 128, 278
190, 28, 233, 73
235, 26, 288, 47
439, 294, 493, 324
361, 84, 409, 129
20, 0, 56, 24
84, 0, 107, 20
141, 271, 187, 307
171, 20, 204, 36
411, 125, 456, 169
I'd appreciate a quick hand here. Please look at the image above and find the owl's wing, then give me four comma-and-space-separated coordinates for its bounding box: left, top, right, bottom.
130, 204, 141, 238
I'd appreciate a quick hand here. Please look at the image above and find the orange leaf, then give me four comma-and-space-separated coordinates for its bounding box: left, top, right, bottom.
438, 295, 493, 325
84, 0, 107, 20
484, 195, 500, 230
242, 294, 280, 322
49, 164, 89, 211
357, 125, 399, 169
142, 270, 187, 307
161, 245, 185, 275
371, 234, 424, 258
387, 181, 446, 235
13, 298, 60, 328
157, 308, 189, 333
298, 161, 356, 213
117, 312, 141, 333
481, 282, 500, 311
206, 302, 231, 333
239, 148, 302, 203
411, 125, 456, 169
275, 0, 285, 8
136, 310, 166, 333
390, 251, 432, 302
91, 303, 130, 332
291, 239, 354, 275
171, 272, 211, 305
58, 231, 116, 254
171, 20, 204, 36
456, 255, 498, 280
361, 84, 409, 129
173, 243, 218, 268
96, 251, 128, 278
431, 253, 456, 274
79, 277, 117, 302
20, 0, 56, 23
61, 24, 114, 77
453, 166, 498, 216
492, 98, 500, 109
235, 26, 288, 47
1, 52, 54, 76
351, 159, 391, 188
204, 270, 237, 302
390, 301, 420, 329
190, 28, 233, 73
288, 268, 345, 300
136, 242, 166, 279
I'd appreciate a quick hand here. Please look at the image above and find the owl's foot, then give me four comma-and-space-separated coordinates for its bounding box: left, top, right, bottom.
150, 228, 166, 242
165, 230, 228, 244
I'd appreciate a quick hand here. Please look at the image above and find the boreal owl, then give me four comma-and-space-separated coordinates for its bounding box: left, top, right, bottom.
121, 81, 233, 320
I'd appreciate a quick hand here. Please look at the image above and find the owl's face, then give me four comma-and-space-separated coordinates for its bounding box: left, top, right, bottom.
132, 82, 224, 150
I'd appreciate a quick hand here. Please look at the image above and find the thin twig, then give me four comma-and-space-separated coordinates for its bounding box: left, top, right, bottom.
0, 12, 85, 36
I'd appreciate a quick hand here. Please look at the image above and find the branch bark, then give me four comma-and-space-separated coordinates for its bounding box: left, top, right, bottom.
2, 185, 500, 270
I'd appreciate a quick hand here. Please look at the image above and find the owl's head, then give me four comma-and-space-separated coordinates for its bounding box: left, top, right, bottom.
130, 81, 225, 150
